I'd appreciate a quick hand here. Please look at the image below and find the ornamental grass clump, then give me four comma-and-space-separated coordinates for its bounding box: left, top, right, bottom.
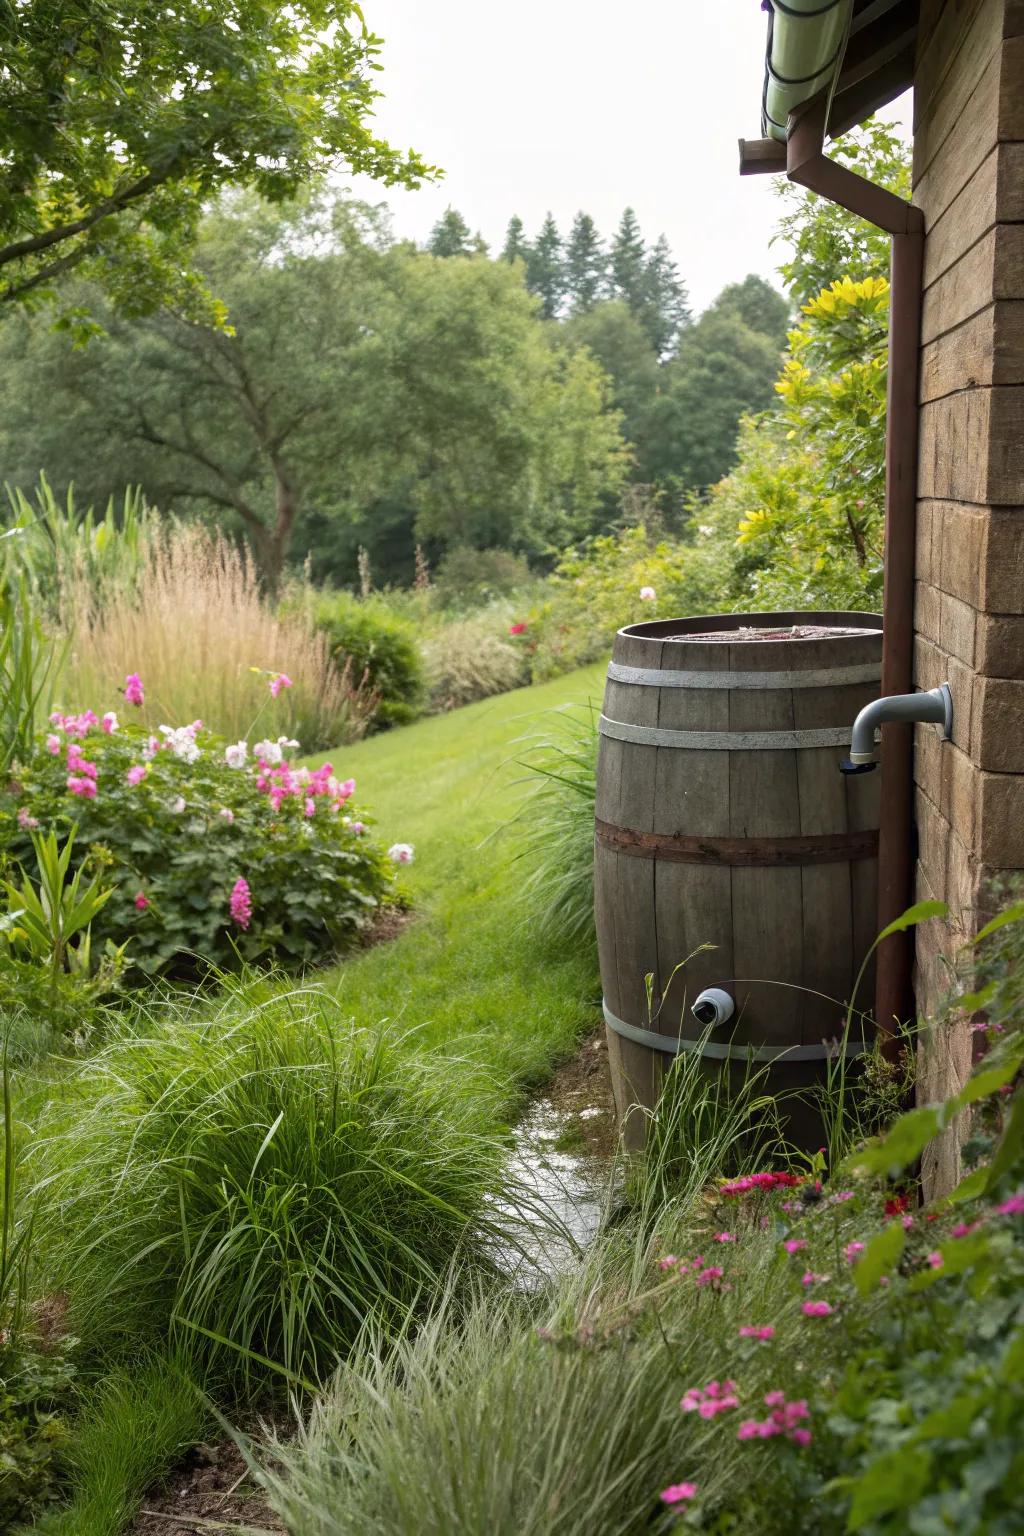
65, 523, 375, 750
29, 984, 516, 1395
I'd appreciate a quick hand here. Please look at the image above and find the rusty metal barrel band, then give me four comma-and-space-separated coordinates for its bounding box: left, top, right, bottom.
606, 661, 881, 690
598, 715, 853, 751
595, 819, 879, 867
602, 1002, 868, 1062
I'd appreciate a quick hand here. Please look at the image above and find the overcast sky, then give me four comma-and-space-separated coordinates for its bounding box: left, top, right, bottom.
347, 0, 912, 314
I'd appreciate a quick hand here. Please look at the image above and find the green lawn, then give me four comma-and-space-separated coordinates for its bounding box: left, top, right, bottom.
307, 663, 606, 1101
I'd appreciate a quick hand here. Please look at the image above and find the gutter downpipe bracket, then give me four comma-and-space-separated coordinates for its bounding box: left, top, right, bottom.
786, 95, 925, 1050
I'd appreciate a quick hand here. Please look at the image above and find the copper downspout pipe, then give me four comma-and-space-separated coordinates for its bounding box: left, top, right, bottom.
742, 99, 925, 1042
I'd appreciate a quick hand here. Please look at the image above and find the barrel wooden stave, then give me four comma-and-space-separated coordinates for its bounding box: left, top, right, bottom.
594, 611, 883, 1143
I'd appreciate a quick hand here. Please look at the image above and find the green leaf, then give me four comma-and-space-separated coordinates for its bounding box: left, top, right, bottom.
907, 1232, 990, 1291
876, 899, 948, 943
846, 1105, 940, 1178
846, 1447, 932, 1531
854, 1219, 905, 1297
948, 1166, 988, 1205
972, 901, 1024, 944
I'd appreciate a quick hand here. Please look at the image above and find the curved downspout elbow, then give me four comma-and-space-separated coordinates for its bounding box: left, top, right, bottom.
841, 684, 953, 775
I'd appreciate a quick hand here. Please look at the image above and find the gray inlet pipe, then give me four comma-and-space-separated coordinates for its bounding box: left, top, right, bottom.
840, 683, 953, 774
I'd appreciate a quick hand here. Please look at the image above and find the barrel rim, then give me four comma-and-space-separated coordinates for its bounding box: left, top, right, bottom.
618, 609, 883, 645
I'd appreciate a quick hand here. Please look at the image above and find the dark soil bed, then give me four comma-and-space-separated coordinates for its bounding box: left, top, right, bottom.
133, 1438, 284, 1535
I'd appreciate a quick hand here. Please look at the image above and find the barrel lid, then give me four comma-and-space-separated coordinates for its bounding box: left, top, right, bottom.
613, 610, 883, 671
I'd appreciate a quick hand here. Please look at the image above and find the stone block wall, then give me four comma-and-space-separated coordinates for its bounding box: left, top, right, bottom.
912, 0, 1024, 1189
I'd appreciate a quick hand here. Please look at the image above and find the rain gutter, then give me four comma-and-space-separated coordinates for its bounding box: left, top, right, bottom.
740, 84, 924, 1044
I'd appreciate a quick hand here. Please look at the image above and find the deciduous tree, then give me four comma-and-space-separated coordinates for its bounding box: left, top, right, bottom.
0, 0, 431, 326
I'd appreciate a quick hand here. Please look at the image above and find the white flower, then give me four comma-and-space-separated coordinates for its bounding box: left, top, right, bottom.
388, 842, 414, 865
171, 795, 186, 814
219, 807, 235, 824
698, 524, 714, 538
277, 735, 300, 752
224, 741, 248, 769
639, 586, 656, 601
254, 738, 282, 765
159, 724, 201, 764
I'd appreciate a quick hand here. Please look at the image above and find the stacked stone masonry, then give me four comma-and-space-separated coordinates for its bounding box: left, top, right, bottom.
912, 0, 1024, 1188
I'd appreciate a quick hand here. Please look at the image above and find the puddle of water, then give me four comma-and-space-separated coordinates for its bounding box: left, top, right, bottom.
487, 1098, 613, 1289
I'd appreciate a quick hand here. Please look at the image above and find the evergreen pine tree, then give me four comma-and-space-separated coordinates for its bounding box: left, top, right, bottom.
500, 215, 530, 265
525, 213, 565, 319
427, 207, 473, 257
608, 207, 647, 310
564, 212, 606, 313
638, 233, 691, 355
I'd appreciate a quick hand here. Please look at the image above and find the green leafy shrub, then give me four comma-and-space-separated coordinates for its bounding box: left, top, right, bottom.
526, 521, 726, 681
308, 591, 426, 729
30, 984, 518, 1393
433, 546, 534, 609
1, 713, 394, 978
422, 610, 527, 710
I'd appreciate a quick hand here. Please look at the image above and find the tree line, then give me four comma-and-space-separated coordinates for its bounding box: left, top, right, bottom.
428, 207, 690, 354
0, 192, 791, 591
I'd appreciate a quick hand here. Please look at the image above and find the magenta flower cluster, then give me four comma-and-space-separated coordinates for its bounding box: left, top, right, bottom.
229, 877, 253, 930
737, 1392, 812, 1447
681, 1379, 739, 1419
718, 1171, 804, 1197
254, 756, 356, 817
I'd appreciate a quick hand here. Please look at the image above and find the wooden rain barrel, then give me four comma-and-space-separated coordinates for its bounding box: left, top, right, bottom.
594, 611, 883, 1149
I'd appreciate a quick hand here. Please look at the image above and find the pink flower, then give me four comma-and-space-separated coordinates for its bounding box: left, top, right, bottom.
304, 797, 316, 818
125, 764, 147, 787
994, 1193, 1024, 1217
901, 1214, 915, 1230
801, 1301, 833, 1317
17, 807, 39, 830
229, 876, 252, 930
801, 1271, 826, 1286
219, 807, 235, 824
509, 622, 527, 636
831, 1190, 855, 1203
134, 892, 149, 911
388, 843, 414, 865
660, 1483, 697, 1505
682, 1380, 739, 1418
67, 775, 97, 799
739, 1325, 774, 1340
763, 1391, 786, 1408
844, 1241, 865, 1262
639, 586, 656, 601
694, 1265, 724, 1287
142, 735, 161, 760
101, 711, 118, 734
45, 733, 61, 755
123, 673, 145, 707
713, 1232, 736, 1243
350, 821, 366, 835
952, 1220, 982, 1238
783, 1239, 807, 1254
927, 1251, 944, 1268
657, 1255, 680, 1272
791, 1428, 813, 1447
269, 672, 293, 699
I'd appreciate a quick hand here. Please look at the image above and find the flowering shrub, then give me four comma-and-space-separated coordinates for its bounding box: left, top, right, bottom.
0, 693, 395, 978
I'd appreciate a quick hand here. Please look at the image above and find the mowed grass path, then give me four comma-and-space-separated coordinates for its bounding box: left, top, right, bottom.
307, 663, 606, 1100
